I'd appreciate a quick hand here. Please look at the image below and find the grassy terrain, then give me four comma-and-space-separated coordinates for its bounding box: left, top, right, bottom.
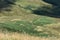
0, 0, 60, 40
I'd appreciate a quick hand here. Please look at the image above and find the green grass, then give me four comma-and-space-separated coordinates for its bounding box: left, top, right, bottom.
32, 17, 56, 26
0, 20, 51, 37
0, 18, 58, 37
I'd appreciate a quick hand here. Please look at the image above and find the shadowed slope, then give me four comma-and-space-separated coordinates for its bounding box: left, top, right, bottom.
32, 6, 60, 18
43, 0, 60, 6
0, 0, 16, 11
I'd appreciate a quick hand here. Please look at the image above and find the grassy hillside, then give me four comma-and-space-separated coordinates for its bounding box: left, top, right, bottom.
0, 0, 60, 40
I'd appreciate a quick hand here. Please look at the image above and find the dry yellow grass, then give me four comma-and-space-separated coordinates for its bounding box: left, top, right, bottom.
0, 32, 60, 40
43, 23, 60, 37
0, 33, 59, 40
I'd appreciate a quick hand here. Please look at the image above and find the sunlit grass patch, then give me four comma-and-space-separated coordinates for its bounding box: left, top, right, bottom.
0, 20, 50, 37
32, 17, 56, 26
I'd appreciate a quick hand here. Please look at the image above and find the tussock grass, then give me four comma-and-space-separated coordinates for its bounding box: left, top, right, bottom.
0, 20, 49, 37
32, 17, 56, 26
0, 32, 59, 40
0, 18, 58, 37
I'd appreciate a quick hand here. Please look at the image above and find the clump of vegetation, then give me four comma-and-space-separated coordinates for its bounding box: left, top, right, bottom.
0, 21, 33, 32
32, 17, 56, 26
0, 20, 50, 37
